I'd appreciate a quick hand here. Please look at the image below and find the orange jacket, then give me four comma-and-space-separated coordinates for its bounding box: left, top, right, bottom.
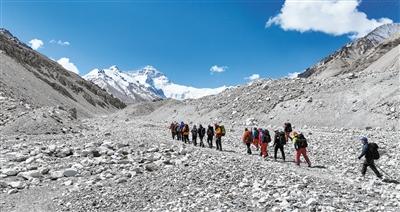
215, 127, 222, 138
242, 131, 252, 144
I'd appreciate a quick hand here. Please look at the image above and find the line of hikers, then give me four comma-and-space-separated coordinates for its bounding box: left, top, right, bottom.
169, 122, 226, 151
169, 121, 384, 179
242, 122, 311, 167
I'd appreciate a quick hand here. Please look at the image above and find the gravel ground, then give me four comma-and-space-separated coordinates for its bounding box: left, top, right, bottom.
1, 115, 399, 211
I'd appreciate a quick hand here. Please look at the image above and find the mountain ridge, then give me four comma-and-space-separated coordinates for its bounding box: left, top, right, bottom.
83, 65, 229, 104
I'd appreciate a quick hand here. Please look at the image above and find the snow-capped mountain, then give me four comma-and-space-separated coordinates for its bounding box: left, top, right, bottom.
299, 23, 400, 78
83, 65, 228, 103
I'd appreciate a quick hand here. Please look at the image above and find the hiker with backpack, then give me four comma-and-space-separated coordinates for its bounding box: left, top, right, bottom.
169, 122, 177, 140
215, 124, 224, 151
292, 132, 311, 167
252, 128, 260, 151
191, 125, 198, 146
242, 128, 253, 154
358, 137, 382, 179
183, 124, 190, 143
198, 124, 206, 147
177, 124, 183, 141
260, 128, 271, 158
206, 125, 214, 148
273, 130, 286, 161
284, 122, 292, 143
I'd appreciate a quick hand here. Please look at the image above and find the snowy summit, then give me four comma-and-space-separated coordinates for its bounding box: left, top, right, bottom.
84, 65, 228, 103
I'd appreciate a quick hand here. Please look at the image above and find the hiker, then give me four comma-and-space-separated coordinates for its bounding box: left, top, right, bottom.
358, 137, 382, 178
191, 125, 198, 146
215, 124, 223, 151
206, 125, 214, 148
273, 130, 286, 161
284, 122, 292, 143
260, 128, 271, 158
176, 124, 182, 141
179, 121, 185, 141
252, 127, 260, 151
183, 124, 190, 143
198, 124, 206, 147
169, 122, 177, 140
242, 128, 253, 154
292, 132, 311, 167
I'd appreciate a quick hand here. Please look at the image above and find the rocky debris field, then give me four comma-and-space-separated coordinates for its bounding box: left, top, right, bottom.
1, 115, 400, 211
147, 60, 399, 131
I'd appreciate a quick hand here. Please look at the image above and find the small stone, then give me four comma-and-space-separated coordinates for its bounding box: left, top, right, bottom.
306, 198, 317, 206
50, 171, 64, 180
2, 168, 19, 176
64, 180, 73, 186
144, 163, 158, 172
8, 189, 18, 194
8, 181, 25, 189
63, 168, 78, 177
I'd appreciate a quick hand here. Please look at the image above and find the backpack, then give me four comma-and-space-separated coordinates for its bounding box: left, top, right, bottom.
284, 123, 292, 132
296, 134, 308, 148
192, 128, 197, 135
262, 131, 271, 143
200, 128, 206, 137
276, 131, 286, 145
220, 125, 226, 136
207, 127, 214, 136
368, 143, 380, 160
253, 130, 259, 138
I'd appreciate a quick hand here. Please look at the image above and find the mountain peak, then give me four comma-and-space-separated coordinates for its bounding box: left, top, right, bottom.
109, 65, 119, 71
364, 23, 400, 44
139, 65, 164, 78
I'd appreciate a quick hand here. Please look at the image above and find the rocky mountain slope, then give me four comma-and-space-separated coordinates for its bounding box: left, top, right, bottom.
84, 65, 228, 103
0, 29, 126, 121
140, 24, 399, 130
299, 23, 400, 78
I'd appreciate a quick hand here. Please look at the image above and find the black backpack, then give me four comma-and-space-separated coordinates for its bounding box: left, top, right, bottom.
262, 131, 271, 143
368, 143, 380, 160
297, 134, 308, 148
207, 127, 214, 136
200, 128, 206, 137
277, 131, 286, 145
284, 123, 292, 132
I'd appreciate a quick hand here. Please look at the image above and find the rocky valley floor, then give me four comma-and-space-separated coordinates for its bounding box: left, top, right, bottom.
1, 114, 400, 212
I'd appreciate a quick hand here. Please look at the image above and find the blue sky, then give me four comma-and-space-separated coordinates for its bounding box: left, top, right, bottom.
2, 0, 399, 87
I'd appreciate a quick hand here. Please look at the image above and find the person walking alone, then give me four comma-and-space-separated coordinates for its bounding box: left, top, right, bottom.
358, 136, 382, 179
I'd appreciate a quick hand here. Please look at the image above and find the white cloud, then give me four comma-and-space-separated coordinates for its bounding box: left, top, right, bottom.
50, 39, 70, 46
245, 74, 260, 81
210, 65, 228, 73
287, 72, 300, 79
57, 57, 79, 74
266, 0, 393, 39
29, 38, 44, 50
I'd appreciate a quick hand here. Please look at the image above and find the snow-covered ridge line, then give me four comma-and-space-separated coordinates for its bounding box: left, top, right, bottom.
83, 65, 228, 103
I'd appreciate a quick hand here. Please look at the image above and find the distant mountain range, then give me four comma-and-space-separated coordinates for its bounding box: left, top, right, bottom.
84, 65, 228, 104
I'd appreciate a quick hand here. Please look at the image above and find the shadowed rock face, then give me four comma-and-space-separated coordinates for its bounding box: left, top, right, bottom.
0, 28, 126, 118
